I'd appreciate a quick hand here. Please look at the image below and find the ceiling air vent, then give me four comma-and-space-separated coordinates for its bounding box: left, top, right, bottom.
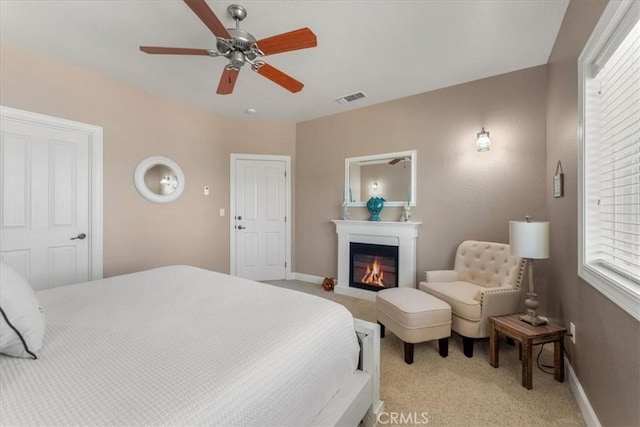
335, 92, 367, 104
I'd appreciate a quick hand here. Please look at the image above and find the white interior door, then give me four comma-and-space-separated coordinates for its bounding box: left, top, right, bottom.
233, 158, 288, 281
1, 115, 91, 290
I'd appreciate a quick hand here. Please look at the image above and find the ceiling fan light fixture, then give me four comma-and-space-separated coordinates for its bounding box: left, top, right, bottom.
230, 50, 246, 68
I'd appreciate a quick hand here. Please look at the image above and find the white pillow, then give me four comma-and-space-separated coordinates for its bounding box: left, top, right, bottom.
0, 262, 45, 359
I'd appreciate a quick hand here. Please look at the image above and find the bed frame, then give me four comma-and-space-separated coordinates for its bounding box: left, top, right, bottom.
312, 319, 383, 427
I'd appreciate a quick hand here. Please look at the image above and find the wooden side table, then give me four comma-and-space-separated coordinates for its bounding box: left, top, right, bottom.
489, 314, 567, 390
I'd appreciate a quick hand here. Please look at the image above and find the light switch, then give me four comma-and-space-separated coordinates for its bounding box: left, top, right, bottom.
219, 208, 225, 217
204, 186, 210, 196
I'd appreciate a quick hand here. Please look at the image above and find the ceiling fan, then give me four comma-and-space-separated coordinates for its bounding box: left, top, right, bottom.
140, 0, 317, 95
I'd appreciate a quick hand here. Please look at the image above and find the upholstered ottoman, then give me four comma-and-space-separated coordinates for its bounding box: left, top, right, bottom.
376, 288, 452, 364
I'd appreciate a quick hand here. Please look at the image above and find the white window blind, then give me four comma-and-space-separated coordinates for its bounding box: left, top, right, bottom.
591, 18, 640, 283
579, 0, 640, 321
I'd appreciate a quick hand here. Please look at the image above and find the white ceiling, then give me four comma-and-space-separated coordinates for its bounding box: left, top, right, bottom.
0, 0, 569, 123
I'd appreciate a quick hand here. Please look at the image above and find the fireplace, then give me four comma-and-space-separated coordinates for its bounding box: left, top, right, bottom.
333, 220, 421, 301
349, 242, 399, 292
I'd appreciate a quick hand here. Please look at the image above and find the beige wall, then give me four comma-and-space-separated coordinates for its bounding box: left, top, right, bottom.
295, 65, 548, 281
545, 1, 639, 425
0, 43, 296, 277
358, 162, 411, 202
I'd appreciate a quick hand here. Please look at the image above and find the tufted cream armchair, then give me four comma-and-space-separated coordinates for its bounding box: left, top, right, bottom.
419, 240, 525, 357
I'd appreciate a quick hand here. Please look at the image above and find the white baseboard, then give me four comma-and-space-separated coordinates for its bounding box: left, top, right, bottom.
565, 356, 601, 427
292, 272, 325, 284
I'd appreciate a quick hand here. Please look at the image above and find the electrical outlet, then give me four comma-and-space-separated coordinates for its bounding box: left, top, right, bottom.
569, 322, 576, 344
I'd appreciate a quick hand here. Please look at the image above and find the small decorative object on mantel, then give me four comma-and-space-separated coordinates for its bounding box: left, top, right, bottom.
402, 201, 412, 222
321, 277, 335, 291
341, 201, 349, 220
366, 196, 385, 221
553, 161, 564, 198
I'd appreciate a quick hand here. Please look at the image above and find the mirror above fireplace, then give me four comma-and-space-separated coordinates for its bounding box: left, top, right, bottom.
344, 150, 416, 207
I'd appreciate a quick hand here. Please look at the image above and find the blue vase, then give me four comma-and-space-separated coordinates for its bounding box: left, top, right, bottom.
366, 197, 385, 221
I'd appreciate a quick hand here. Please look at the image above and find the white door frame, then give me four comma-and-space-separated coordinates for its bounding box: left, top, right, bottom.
230, 153, 292, 280
0, 106, 104, 280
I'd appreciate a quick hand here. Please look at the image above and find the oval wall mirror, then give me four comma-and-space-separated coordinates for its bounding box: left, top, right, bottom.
134, 156, 185, 203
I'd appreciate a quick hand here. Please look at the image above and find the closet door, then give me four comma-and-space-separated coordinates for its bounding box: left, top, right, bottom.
1, 116, 91, 289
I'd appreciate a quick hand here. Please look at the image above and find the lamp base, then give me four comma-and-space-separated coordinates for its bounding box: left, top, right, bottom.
520, 313, 548, 326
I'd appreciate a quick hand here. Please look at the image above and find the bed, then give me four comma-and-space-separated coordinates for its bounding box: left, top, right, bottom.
0, 265, 382, 426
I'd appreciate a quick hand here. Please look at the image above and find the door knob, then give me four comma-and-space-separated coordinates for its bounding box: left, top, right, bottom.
237, 225, 246, 230
70, 233, 87, 240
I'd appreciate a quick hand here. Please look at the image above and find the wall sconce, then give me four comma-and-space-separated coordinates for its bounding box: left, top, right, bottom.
372, 182, 379, 191
476, 127, 491, 152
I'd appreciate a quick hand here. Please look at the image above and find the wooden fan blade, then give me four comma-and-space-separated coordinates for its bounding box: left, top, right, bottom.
217, 67, 240, 95
388, 158, 401, 165
256, 63, 304, 93
140, 46, 210, 55
257, 27, 317, 56
183, 0, 231, 39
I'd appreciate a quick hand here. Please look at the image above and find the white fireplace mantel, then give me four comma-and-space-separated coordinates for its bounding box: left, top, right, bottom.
332, 220, 422, 301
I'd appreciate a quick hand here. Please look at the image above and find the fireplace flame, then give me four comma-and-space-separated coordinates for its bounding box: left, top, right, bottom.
361, 257, 385, 286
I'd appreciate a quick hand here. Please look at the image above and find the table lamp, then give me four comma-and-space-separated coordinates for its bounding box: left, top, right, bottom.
509, 216, 550, 326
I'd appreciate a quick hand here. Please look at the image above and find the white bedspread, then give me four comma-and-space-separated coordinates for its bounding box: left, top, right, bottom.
0, 266, 359, 426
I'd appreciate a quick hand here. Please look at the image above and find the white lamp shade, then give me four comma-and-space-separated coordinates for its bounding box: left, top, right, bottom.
509, 221, 550, 259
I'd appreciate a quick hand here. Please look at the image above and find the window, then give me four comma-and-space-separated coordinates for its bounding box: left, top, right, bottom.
578, 0, 639, 321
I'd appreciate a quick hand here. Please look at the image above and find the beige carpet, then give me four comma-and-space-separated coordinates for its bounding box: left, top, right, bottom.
264, 280, 585, 427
